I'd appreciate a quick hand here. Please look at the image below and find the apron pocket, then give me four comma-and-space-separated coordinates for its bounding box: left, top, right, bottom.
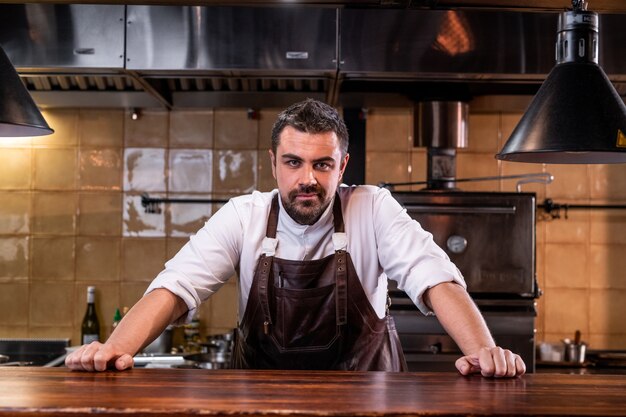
273, 284, 339, 351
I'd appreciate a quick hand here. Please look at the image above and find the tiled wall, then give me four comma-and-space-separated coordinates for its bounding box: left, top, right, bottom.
0, 108, 278, 344
366, 108, 626, 351
1, 105, 625, 352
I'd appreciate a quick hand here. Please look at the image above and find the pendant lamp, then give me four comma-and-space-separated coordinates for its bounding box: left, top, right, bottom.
496, 0, 626, 164
0, 45, 53, 137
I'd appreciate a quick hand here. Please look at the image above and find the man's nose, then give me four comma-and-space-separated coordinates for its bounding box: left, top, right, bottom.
299, 165, 317, 185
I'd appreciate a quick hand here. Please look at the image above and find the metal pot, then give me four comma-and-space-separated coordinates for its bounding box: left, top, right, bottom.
182, 352, 230, 369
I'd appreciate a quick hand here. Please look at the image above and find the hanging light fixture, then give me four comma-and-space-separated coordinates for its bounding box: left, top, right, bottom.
0, 45, 53, 137
496, 0, 626, 164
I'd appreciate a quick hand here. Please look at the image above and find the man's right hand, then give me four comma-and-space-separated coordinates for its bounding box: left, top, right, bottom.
65, 341, 134, 372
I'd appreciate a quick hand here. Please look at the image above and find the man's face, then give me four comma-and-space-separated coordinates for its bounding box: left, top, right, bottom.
270, 126, 349, 225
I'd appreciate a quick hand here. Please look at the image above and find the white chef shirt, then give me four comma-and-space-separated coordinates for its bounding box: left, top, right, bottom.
146, 185, 465, 323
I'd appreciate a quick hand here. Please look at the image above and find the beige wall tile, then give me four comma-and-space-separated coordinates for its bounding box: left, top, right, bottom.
467, 114, 498, 153
123, 193, 166, 237
32, 192, 77, 235
213, 150, 257, 193
543, 288, 589, 335
166, 238, 189, 260
366, 108, 411, 152
544, 243, 587, 289
122, 238, 166, 281
168, 149, 213, 193
214, 109, 259, 150
79, 148, 122, 190
167, 194, 211, 237
258, 109, 281, 151
588, 334, 626, 350
0, 237, 29, 280
0, 192, 30, 234
0, 326, 29, 338
76, 237, 120, 282
169, 110, 213, 149
410, 149, 427, 191
498, 113, 524, 149
589, 244, 626, 290
120, 282, 151, 313
257, 150, 276, 192
74, 283, 121, 342
456, 152, 499, 192
35, 110, 79, 147
0, 148, 31, 190
589, 211, 626, 245
545, 164, 590, 200
499, 161, 546, 199
29, 326, 73, 341
78, 192, 122, 236
79, 109, 124, 147
209, 280, 238, 330
123, 148, 166, 192
365, 152, 410, 188
34, 148, 77, 190
589, 164, 626, 201
29, 282, 74, 326
545, 210, 589, 243
0, 283, 29, 325
198, 297, 213, 336
590, 289, 626, 334
124, 109, 168, 148
31, 237, 75, 281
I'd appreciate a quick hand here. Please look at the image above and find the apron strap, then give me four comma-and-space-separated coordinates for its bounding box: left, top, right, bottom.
258, 194, 281, 333
266, 194, 280, 238
332, 195, 348, 326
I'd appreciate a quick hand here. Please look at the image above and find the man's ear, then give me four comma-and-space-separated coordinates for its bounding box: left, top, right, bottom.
269, 149, 277, 180
339, 153, 350, 180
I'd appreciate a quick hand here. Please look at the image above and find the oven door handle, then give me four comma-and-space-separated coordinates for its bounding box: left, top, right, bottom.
404, 205, 516, 215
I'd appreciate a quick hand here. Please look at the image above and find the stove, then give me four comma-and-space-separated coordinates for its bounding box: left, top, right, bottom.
390, 191, 539, 372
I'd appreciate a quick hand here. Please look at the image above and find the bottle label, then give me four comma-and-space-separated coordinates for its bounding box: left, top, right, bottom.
82, 334, 99, 344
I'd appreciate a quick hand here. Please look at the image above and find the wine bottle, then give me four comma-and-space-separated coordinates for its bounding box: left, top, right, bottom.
81, 286, 100, 344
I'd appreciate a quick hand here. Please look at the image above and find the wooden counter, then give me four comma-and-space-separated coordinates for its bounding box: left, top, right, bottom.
1, 367, 626, 416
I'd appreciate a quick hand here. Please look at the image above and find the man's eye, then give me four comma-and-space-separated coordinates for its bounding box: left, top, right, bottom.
286, 160, 300, 167
315, 162, 331, 170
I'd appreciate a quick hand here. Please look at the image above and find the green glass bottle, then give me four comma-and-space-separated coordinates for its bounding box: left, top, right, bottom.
81, 286, 100, 344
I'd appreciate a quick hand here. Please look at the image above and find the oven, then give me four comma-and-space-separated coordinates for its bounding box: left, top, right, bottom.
390, 191, 539, 372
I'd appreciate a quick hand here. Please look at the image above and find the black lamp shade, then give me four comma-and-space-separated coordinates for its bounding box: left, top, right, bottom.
0, 45, 54, 137
496, 62, 626, 163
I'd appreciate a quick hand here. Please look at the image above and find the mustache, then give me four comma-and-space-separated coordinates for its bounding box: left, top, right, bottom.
288, 184, 325, 200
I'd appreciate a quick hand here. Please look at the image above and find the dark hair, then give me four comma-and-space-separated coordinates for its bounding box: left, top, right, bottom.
270, 99, 349, 157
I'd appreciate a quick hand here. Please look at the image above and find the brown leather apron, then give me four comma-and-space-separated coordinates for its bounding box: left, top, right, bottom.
231, 194, 407, 371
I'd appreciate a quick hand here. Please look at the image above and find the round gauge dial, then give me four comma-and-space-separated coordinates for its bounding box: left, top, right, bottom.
446, 235, 468, 254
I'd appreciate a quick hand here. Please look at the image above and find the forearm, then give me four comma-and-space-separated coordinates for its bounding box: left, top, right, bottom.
423, 282, 495, 355
106, 288, 188, 355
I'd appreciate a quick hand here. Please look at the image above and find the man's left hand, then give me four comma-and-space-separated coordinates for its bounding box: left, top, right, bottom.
455, 346, 526, 377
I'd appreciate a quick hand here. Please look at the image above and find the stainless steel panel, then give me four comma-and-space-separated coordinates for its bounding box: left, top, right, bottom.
392, 191, 536, 296
340, 9, 626, 79
126, 6, 337, 73
0, 4, 125, 70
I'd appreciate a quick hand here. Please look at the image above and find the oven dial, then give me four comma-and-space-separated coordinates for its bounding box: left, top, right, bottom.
446, 235, 467, 254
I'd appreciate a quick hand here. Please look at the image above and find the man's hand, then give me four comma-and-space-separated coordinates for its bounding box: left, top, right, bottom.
455, 346, 526, 377
65, 341, 134, 372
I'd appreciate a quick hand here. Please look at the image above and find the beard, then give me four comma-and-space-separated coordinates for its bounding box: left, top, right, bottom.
282, 184, 331, 225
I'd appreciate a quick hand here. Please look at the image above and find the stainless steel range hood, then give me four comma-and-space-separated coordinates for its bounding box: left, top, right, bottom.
1, 3, 625, 109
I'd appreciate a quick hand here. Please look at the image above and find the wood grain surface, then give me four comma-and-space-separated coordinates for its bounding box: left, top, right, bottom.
1, 367, 626, 416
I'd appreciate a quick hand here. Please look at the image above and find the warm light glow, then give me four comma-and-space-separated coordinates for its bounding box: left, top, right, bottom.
433, 10, 474, 56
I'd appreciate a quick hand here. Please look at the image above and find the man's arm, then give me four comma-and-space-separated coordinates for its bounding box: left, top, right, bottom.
65, 288, 188, 372
423, 281, 526, 377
